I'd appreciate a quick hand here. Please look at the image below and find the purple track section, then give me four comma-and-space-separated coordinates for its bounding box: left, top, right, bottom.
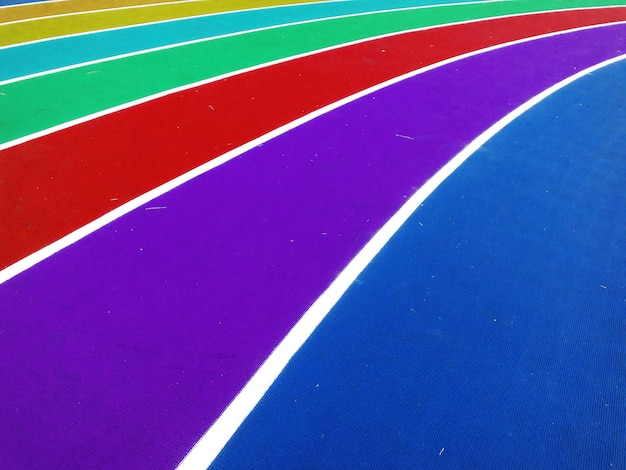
1, 24, 625, 469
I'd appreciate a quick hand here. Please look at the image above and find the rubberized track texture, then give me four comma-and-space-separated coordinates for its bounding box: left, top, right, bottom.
0, 1, 625, 469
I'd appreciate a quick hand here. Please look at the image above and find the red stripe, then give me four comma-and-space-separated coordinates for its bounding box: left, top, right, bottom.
1, 7, 625, 269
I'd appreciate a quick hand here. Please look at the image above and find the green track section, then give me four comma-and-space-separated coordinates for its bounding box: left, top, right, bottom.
0, 0, 623, 146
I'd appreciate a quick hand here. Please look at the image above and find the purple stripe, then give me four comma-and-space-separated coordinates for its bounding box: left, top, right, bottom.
1, 24, 624, 469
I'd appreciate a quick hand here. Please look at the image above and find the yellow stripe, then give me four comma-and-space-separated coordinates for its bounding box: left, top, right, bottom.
0, 0, 180, 24
0, 0, 323, 47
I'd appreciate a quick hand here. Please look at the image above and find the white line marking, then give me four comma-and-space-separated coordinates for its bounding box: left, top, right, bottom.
0, 23, 624, 286
175, 53, 626, 470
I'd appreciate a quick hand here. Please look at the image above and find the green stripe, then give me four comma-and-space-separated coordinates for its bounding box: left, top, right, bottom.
0, 0, 623, 146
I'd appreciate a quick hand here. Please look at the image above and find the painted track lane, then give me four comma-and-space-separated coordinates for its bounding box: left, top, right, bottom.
3, 13, 625, 273
210, 58, 626, 469
1, 26, 624, 469
0, 0, 202, 23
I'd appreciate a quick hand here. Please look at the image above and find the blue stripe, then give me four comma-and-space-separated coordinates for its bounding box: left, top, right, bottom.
211, 59, 626, 468
0, 0, 53, 5
0, 0, 473, 82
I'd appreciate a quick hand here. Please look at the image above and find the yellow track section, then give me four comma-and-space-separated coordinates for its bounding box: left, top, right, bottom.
0, 0, 323, 46
1, 0, 179, 23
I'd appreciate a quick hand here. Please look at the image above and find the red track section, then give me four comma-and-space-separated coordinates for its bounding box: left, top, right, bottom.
1, 7, 625, 269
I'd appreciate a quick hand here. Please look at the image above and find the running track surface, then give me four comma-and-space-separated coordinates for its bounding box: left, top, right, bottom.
0, 1, 625, 469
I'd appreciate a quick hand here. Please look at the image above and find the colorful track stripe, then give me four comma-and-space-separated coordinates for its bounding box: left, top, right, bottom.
1, 0, 207, 24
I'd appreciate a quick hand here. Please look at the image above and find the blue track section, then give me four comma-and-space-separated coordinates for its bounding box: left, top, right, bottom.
0, 0, 471, 82
211, 59, 626, 468
0, 0, 51, 5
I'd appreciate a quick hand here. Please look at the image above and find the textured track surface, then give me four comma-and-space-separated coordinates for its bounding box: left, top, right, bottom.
1, 1, 625, 468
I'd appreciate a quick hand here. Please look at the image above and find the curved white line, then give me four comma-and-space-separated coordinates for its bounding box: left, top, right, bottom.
175, 52, 626, 470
